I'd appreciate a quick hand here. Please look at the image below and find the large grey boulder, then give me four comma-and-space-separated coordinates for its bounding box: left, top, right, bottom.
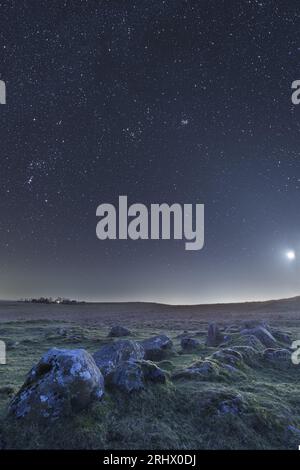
93, 340, 144, 376
108, 325, 132, 337
140, 335, 173, 361
206, 323, 224, 347
107, 360, 167, 393
9, 348, 104, 420
240, 326, 277, 349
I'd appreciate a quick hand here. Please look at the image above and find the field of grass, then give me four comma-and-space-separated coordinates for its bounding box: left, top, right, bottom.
0, 300, 300, 449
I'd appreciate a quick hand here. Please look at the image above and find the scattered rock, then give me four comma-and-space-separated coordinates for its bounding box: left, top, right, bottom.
229, 345, 261, 367
206, 323, 224, 347
172, 360, 220, 381
240, 326, 277, 349
218, 394, 245, 415
263, 348, 292, 369
9, 348, 104, 420
181, 337, 202, 351
226, 333, 265, 352
108, 361, 144, 392
198, 389, 247, 415
242, 320, 271, 331
140, 335, 173, 361
93, 340, 144, 376
271, 329, 292, 345
108, 325, 132, 337
210, 348, 243, 367
47, 327, 87, 343
107, 360, 167, 393
140, 360, 167, 383
175, 330, 189, 339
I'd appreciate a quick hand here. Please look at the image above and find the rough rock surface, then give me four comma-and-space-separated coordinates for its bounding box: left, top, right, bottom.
263, 348, 292, 369
107, 360, 167, 392
240, 326, 277, 348
271, 329, 292, 345
181, 337, 201, 351
172, 360, 220, 381
229, 345, 261, 367
206, 323, 224, 347
108, 325, 132, 337
140, 335, 173, 361
210, 348, 243, 367
218, 394, 245, 415
9, 348, 104, 420
93, 340, 144, 376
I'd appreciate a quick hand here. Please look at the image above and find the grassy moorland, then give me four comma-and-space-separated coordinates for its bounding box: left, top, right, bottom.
0, 299, 300, 449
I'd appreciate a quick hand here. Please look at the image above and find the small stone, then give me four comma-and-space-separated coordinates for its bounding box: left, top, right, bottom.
108, 325, 132, 337
181, 337, 201, 351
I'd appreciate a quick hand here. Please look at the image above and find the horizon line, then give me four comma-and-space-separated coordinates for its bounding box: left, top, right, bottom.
1, 293, 299, 307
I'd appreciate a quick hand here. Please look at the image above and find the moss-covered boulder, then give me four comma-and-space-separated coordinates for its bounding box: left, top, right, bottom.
93, 340, 144, 376
8, 348, 104, 420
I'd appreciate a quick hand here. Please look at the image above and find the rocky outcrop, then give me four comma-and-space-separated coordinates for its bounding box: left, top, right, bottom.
9, 348, 104, 420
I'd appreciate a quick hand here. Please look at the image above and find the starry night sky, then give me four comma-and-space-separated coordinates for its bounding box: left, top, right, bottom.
1, 0, 300, 304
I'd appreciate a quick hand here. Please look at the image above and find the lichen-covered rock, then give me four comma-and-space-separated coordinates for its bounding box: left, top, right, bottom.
140, 335, 173, 361
210, 348, 243, 367
218, 394, 245, 415
181, 337, 201, 351
172, 360, 220, 381
198, 390, 247, 416
108, 361, 144, 392
271, 329, 292, 345
229, 345, 261, 367
108, 325, 132, 337
107, 360, 167, 392
226, 333, 265, 352
93, 340, 144, 376
206, 323, 224, 347
240, 326, 277, 349
242, 320, 271, 331
9, 348, 104, 420
140, 360, 167, 383
263, 348, 292, 369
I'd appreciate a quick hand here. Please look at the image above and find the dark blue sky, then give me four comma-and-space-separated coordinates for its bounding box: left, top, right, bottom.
1, 0, 300, 303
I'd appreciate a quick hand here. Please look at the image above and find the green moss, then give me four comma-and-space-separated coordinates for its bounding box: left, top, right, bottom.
0, 321, 299, 449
